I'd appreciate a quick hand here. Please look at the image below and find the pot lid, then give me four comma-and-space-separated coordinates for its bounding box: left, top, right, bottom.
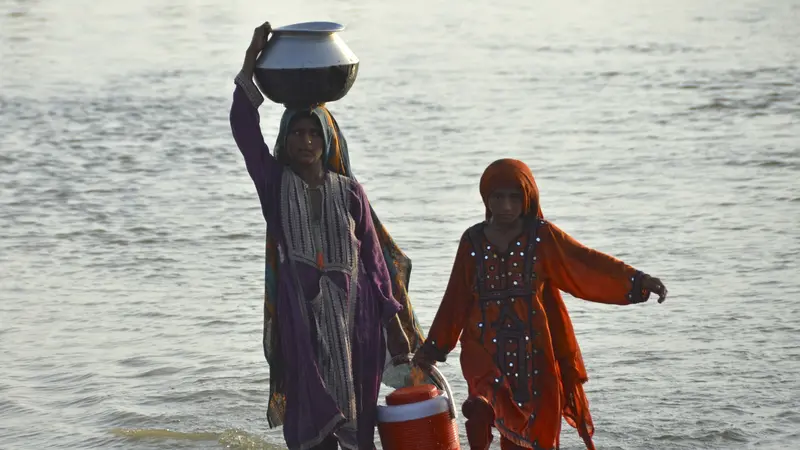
385, 384, 440, 406
274, 21, 345, 33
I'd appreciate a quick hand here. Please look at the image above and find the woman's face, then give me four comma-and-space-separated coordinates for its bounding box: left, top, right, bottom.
286, 117, 324, 166
487, 188, 524, 225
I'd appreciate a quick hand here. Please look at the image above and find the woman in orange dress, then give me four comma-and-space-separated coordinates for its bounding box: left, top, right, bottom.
413, 159, 667, 450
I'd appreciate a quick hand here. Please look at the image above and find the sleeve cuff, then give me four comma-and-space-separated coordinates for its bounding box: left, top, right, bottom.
420, 339, 449, 363
234, 71, 265, 108
626, 270, 651, 304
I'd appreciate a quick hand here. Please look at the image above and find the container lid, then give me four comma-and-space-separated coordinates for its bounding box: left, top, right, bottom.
274, 21, 345, 34
386, 384, 439, 406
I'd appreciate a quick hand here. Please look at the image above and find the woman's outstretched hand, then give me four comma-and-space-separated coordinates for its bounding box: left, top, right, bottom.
242, 21, 272, 76
642, 274, 668, 303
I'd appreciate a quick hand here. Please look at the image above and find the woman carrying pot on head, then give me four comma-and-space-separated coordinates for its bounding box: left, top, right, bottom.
230, 22, 424, 450
413, 159, 668, 450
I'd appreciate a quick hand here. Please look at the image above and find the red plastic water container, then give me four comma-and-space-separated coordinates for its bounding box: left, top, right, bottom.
377, 383, 460, 450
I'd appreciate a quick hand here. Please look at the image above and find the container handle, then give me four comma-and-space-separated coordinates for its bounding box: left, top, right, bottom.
387, 354, 458, 420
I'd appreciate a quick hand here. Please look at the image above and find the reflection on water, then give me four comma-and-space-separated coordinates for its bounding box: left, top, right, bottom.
111, 428, 281, 449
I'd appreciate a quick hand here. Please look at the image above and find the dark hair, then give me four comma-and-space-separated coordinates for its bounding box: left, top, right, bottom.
288, 111, 321, 131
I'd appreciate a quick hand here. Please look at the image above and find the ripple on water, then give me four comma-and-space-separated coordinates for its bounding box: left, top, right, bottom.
132, 367, 186, 379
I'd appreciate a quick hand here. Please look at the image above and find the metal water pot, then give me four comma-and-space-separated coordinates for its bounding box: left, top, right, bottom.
254, 21, 359, 108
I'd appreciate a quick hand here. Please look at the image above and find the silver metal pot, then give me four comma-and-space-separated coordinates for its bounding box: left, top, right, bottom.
254, 21, 360, 108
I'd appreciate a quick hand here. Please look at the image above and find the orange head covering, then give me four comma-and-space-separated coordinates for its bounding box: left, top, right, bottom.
479, 158, 542, 220
479, 158, 598, 449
